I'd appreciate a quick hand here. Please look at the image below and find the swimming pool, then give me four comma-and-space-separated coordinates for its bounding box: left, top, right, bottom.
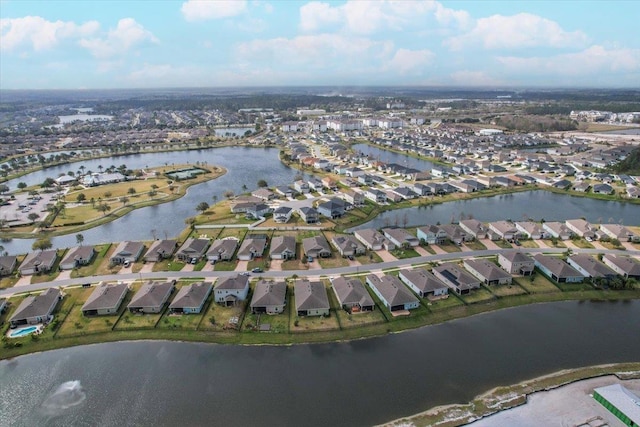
9, 326, 39, 338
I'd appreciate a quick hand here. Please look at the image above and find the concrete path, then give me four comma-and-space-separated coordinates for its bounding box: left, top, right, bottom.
200, 262, 214, 272
481, 239, 501, 250
56, 270, 72, 280
14, 276, 32, 287
377, 250, 397, 262
430, 245, 447, 255
181, 264, 195, 272
139, 263, 155, 273
414, 246, 431, 256
234, 260, 249, 272
269, 260, 283, 271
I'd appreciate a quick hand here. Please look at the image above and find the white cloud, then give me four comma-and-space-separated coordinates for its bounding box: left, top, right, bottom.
79, 18, 158, 59
386, 48, 435, 74
181, 0, 247, 22
497, 45, 640, 77
446, 13, 588, 50
449, 70, 504, 86
0, 16, 99, 52
299, 0, 470, 34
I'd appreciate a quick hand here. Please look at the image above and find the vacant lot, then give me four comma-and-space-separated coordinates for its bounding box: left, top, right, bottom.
200, 299, 246, 332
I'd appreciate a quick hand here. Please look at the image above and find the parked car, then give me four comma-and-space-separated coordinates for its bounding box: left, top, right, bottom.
252, 267, 263, 273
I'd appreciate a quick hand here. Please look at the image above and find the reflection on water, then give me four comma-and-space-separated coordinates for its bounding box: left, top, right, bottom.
40, 380, 86, 417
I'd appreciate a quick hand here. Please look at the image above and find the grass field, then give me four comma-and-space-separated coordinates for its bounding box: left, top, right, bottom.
464, 240, 487, 251
57, 299, 122, 337
571, 239, 595, 249
461, 288, 496, 304
438, 243, 462, 253
390, 248, 420, 259
200, 299, 246, 332
318, 256, 349, 269
487, 283, 529, 297
70, 244, 111, 278
516, 274, 561, 293
426, 295, 465, 311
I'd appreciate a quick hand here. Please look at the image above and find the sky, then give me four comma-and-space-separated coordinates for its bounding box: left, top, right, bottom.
1, 0, 639, 90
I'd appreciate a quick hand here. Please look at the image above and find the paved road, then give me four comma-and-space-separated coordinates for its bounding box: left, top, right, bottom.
3, 247, 638, 298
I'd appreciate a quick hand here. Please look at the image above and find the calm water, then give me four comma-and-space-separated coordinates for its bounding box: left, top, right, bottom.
348, 190, 640, 232
602, 128, 640, 135
352, 143, 437, 171
213, 127, 255, 137
1, 146, 297, 254
1, 301, 639, 427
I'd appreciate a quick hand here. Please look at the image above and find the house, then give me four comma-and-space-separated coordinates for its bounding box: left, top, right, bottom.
331, 277, 375, 313
245, 203, 271, 219
237, 236, 268, 261
10, 288, 62, 327
298, 206, 319, 224
432, 263, 481, 295
543, 222, 572, 240
598, 224, 639, 242
128, 280, 176, 313
364, 188, 386, 203
19, 250, 58, 275
515, 221, 544, 239
459, 219, 487, 240
269, 236, 296, 260
59, 246, 96, 270
81, 282, 128, 316
488, 221, 518, 241
169, 282, 213, 314
321, 177, 338, 190
144, 240, 177, 262
365, 274, 419, 311
565, 219, 596, 239
567, 254, 617, 279
399, 269, 449, 298
250, 280, 287, 314
273, 206, 293, 223
592, 183, 614, 194
294, 180, 310, 194
498, 251, 534, 275
110, 241, 144, 265
382, 228, 419, 248
294, 279, 330, 317
302, 235, 332, 259
343, 189, 364, 207
206, 239, 238, 262
251, 188, 275, 201
176, 238, 210, 263
317, 198, 346, 219
331, 235, 366, 257
354, 228, 394, 251
391, 187, 417, 200
602, 254, 640, 279
416, 225, 447, 245
533, 255, 584, 283
440, 224, 472, 245
0, 255, 17, 277
214, 275, 250, 306
463, 259, 513, 285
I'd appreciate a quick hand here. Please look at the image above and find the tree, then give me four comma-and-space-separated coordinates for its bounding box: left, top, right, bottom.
0, 184, 8, 194
212, 195, 218, 204
32, 237, 53, 251
257, 179, 268, 188
103, 191, 112, 198
120, 196, 129, 205
128, 187, 136, 195
41, 177, 55, 188
27, 212, 40, 222
196, 201, 210, 213
76, 193, 86, 203
76, 233, 84, 246
17, 182, 27, 190
97, 203, 111, 216
224, 190, 234, 199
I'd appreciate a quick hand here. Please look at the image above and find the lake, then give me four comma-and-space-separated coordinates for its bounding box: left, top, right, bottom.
352, 143, 437, 171
1, 300, 639, 426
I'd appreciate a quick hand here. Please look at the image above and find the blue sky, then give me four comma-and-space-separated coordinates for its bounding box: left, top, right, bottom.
1, 0, 639, 89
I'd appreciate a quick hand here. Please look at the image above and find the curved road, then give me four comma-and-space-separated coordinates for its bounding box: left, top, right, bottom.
2, 247, 638, 298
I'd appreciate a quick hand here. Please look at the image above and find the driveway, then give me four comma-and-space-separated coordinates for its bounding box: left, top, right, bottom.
234, 260, 249, 272
14, 276, 32, 287
200, 262, 214, 272
414, 246, 431, 256
57, 270, 72, 280
181, 264, 195, 272
139, 263, 155, 273
377, 250, 397, 262
269, 259, 283, 271
430, 245, 447, 255
481, 239, 501, 250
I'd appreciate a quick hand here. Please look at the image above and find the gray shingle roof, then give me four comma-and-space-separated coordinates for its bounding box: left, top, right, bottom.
250, 280, 286, 308
169, 282, 212, 310
331, 277, 374, 308
214, 275, 249, 291
128, 280, 175, 309
367, 274, 418, 306
82, 282, 128, 312
294, 279, 330, 311
10, 288, 61, 323
463, 259, 512, 281
399, 268, 448, 293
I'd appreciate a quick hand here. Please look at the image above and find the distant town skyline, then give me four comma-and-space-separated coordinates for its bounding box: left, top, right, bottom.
1, 0, 639, 89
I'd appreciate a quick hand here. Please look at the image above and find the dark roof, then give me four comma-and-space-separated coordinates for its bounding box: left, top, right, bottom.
207, 239, 238, 257
366, 274, 418, 306
533, 255, 582, 278
331, 277, 374, 307
20, 250, 58, 271
61, 246, 95, 265
463, 259, 512, 281
170, 282, 212, 310
294, 279, 330, 311
144, 240, 177, 260
128, 280, 175, 309
10, 288, 61, 323
400, 268, 448, 293
214, 275, 249, 291
177, 238, 210, 256
250, 280, 286, 307
82, 282, 128, 311
0, 255, 17, 274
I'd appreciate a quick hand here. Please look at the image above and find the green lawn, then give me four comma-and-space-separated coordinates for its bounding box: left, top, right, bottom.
213, 260, 238, 271
318, 256, 349, 269
153, 259, 186, 272
425, 295, 464, 311
554, 281, 595, 292
438, 243, 462, 253
464, 240, 487, 251
355, 251, 383, 265
570, 238, 595, 249
460, 288, 496, 304
158, 311, 203, 330
57, 302, 121, 337
390, 248, 420, 259
242, 310, 289, 334
516, 274, 561, 293
493, 240, 513, 249
200, 299, 247, 331
115, 310, 164, 330
70, 244, 111, 278
517, 239, 540, 249
486, 283, 528, 297
193, 258, 208, 271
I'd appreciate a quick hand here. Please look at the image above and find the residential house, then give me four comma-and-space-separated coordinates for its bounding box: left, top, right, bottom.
602, 254, 640, 279
543, 222, 572, 240
565, 219, 596, 239
433, 263, 481, 295
237, 236, 268, 261
206, 239, 238, 262
269, 236, 296, 260
392, 187, 417, 200
364, 188, 387, 203
10, 288, 62, 327
0, 255, 17, 277
567, 255, 617, 279
302, 235, 332, 259
331, 277, 375, 313
354, 228, 394, 251
331, 235, 366, 257
293, 180, 310, 194
382, 228, 419, 248
59, 246, 96, 270
416, 225, 447, 245
598, 224, 639, 242
128, 280, 176, 313
399, 268, 449, 298
317, 198, 346, 219
463, 259, 513, 285
593, 183, 614, 194
245, 203, 271, 219
110, 241, 144, 265
321, 177, 338, 190
144, 240, 177, 262
250, 280, 287, 314
308, 178, 323, 192
251, 188, 275, 201
515, 221, 545, 239
365, 274, 419, 311
533, 255, 584, 283
343, 189, 364, 207
176, 238, 210, 263
440, 224, 472, 245
19, 250, 58, 275
488, 221, 518, 241
412, 182, 433, 196
169, 282, 213, 314
81, 282, 128, 316
459, 219, 487, 240
273, 206, 293, 223
214, 275, 250, 306
298, 206, 319, 224
294, 279, 330, 317
498, 251, 534, 275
